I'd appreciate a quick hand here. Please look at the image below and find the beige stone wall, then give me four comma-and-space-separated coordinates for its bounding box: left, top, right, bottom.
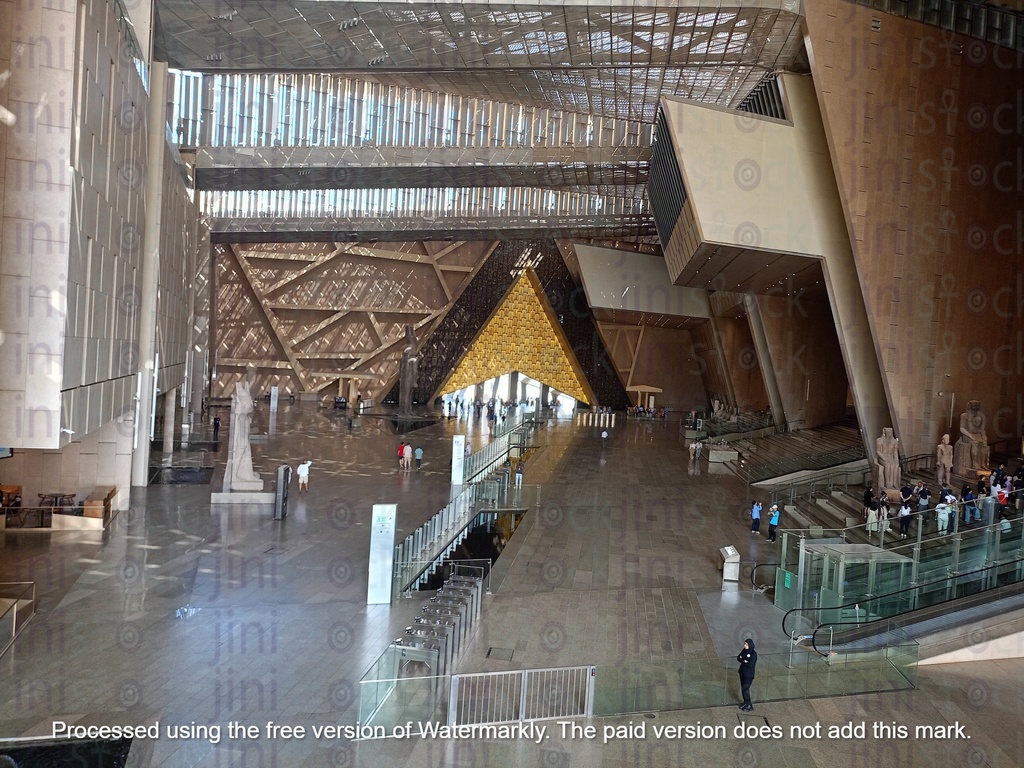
0, 415, 134, 511
805, 2, 1024, 455
757, 295, 849, 429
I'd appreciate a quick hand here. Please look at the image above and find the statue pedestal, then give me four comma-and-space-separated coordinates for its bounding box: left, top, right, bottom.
229, 478, 265, 492
954, 439, 990, 480
211, 490, 275, 504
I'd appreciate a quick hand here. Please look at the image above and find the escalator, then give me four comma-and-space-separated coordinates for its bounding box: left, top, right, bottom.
782, 556, 1024, 658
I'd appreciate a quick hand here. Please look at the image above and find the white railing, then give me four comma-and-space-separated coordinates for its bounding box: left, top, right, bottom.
448, 666, 595, 726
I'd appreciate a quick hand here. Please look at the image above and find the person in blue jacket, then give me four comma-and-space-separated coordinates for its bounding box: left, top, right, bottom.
767, 505, 780, 542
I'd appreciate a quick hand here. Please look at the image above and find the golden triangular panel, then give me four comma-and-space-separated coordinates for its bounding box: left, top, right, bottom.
438, 270, 595, 405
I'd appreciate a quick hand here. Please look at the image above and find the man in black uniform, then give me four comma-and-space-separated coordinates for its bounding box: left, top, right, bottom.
737, 638, 758, 711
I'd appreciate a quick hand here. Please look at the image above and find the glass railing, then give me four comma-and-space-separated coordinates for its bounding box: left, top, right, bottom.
359, 674, 449, 731
393, 487, 478, 594
0, 582, 36, 658
783, 557, 1024, 652
358, 630, 917, 730
593, 627, 917, 714
393, 558, 491, 599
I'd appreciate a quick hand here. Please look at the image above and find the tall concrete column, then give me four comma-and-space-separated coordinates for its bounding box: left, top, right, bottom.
520, 381, 528, 403
508, 372, 519, 404
474, 383, 485, 403
162, 388, 177, 453
131, 61, 169, 486
541, 384, 550, 407
744, 295, 787, 429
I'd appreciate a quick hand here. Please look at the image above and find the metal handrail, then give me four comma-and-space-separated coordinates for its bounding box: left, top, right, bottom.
805, 565, 1024, 657
744, 446, 866, 484
769, 464, 874, 507
750, 562, 777, 591
782, 549, 1024, 642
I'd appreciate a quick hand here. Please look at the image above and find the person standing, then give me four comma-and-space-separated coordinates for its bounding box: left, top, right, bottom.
296, 459, 312, 493
695, 440, 703, 460
898, 501, 912, 539
213, 416, 221, 439
915, 481, 931, 521
862, 486, 875, 518
403, 442, 413, 471
515, 459, 524, 489
866, 502, 880, 536
767, 504, 780, 543
750, 501, 762, 536
688, 441, 696, 461
963, 485, 977, 523
414, 445, 424, 469
601, 429, 608, 448
878, 503, 891, 538
935, 496, 950, 536
398, 442, 406, 469
737, 639, 758, 712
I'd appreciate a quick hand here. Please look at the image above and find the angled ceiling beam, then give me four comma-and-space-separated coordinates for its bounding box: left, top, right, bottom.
264, 243, 346, 297
292, 310, 352, 349
225, 243, 314, 391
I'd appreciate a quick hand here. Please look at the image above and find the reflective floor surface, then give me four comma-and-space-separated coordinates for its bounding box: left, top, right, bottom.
0, 405, 1022, 768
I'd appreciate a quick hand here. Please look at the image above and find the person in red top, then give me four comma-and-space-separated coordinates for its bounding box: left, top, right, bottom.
398, 442, 406, 469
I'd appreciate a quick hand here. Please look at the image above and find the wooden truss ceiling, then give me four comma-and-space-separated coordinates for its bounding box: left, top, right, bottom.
212, 240, 495, 399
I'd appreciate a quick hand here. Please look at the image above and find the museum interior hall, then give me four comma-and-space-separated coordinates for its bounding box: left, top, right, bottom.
1, 0, 1024, 766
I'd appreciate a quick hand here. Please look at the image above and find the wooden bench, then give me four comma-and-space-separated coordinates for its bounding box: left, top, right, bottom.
83, 487, 117, 523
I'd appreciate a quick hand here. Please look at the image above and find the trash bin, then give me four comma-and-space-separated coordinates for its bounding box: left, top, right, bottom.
720, 545, 740, 585
274, 465, 292, 520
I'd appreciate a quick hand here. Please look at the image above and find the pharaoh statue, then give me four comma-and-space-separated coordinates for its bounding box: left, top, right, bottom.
875, 427, 900, 491
398, 324, 419, 417
936, 434, 953, 486
223, 372, 264, 492
954, 400, 990, 475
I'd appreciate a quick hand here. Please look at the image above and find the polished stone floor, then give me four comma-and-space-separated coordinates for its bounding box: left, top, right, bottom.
0, 406, 1022, 768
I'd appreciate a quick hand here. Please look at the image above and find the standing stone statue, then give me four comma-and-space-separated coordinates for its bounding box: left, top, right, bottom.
875, 427, 900, 491
223, 377, 264, 492
398, 324, 418, 417
954, 400, 990, 474
936, 433, 953, 485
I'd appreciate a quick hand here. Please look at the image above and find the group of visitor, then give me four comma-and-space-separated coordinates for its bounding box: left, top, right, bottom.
861, 462, 1023, 539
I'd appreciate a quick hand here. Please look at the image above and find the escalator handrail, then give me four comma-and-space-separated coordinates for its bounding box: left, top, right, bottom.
807, 574, 1024, 657
750, 562, 777, 591
781, 553, 1024, 640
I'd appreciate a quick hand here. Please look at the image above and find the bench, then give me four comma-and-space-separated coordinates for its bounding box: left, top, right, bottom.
83, 486, 117, 523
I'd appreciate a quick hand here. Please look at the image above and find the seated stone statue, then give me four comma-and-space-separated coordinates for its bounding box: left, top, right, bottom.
954, 400, 990, 473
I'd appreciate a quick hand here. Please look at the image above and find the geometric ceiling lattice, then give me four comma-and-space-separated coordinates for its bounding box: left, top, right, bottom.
438, 270, 594, 405
211, 240, 492, 400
